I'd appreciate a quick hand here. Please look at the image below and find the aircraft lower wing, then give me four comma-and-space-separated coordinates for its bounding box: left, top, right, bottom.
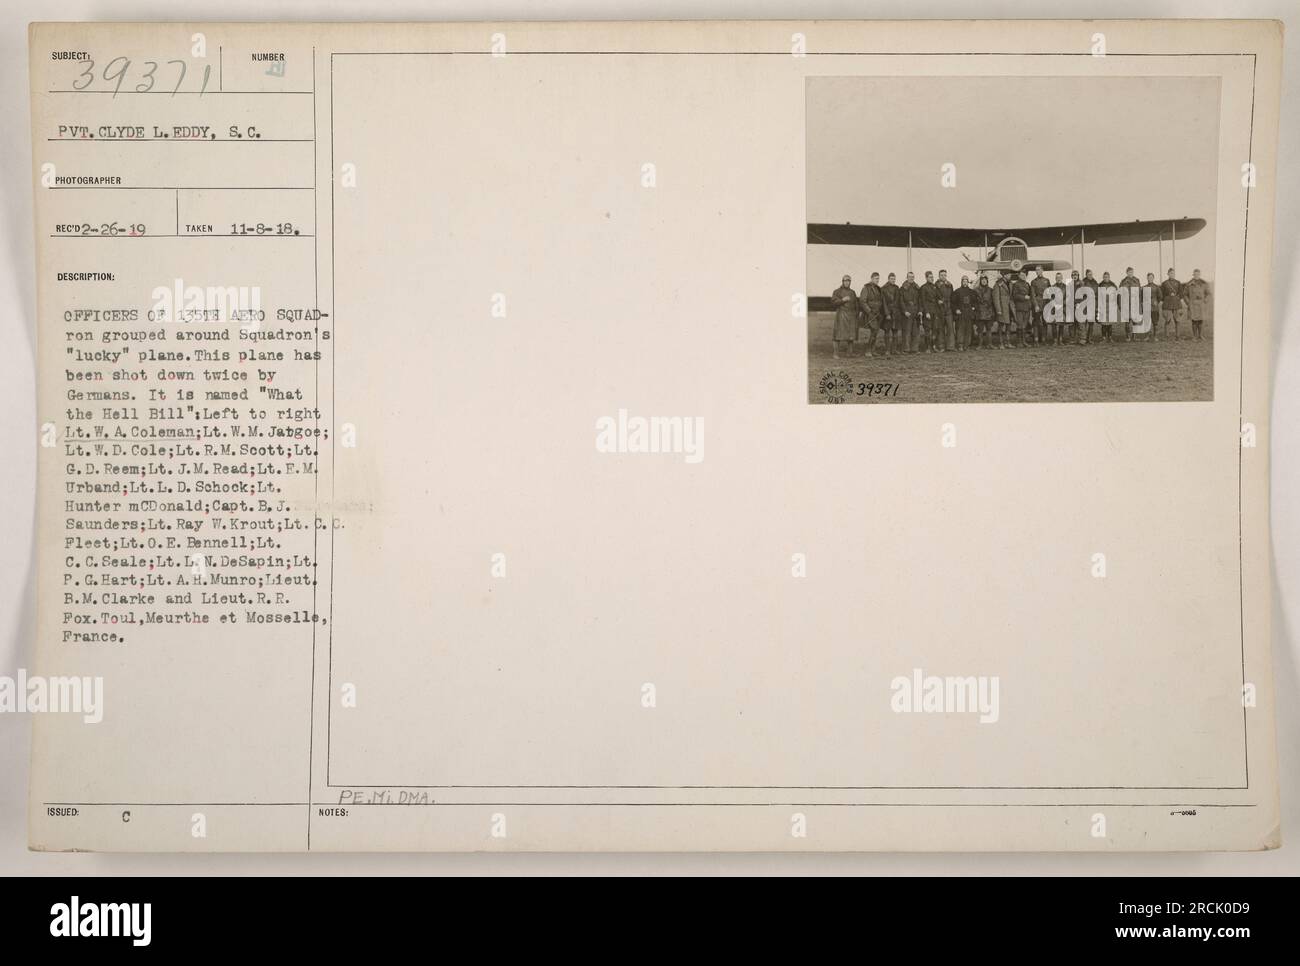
957, 258, 1074, 272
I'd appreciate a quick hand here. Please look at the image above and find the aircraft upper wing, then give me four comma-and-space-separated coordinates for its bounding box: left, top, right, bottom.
1067, 218, 1208, 246
806, 224, 985, 248
808, 219, 1207, 248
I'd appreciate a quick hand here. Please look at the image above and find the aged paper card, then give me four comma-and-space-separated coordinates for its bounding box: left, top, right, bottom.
27, 20, 1281, 851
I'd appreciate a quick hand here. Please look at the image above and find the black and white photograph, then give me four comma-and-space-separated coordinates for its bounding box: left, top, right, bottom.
807, 75, 1220, 404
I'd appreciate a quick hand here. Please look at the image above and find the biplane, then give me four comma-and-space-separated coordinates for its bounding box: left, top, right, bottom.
807, 218, 1206, 310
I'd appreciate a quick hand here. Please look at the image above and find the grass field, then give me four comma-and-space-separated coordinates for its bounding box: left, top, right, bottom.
808, 311, 1213, 404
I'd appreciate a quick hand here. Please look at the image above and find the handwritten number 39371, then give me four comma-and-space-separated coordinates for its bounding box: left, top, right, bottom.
73, 57, 212, 96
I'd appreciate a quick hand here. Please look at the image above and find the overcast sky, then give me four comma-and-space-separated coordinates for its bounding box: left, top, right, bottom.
807, 75, 1220, 292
